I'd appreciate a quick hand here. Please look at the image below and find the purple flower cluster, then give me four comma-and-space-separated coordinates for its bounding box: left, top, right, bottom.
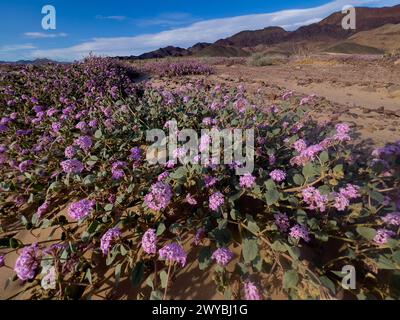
211, 247, 234, 266
100, 227, 121, 255
334, 123, 351, 142
209, 192, 225, 211
159, 243, 187, 266
274, 212, 290, 232
142, 228, 157, 255
333, 184, 360, 211
64, 146, 76, 159
111, 161, 127, 180
204, 175, 217, 188
185, 193, 197, 205
239, 173, 256, 189
382, 212, 400, 226
36, 201, 50, 218
373, 229, 396, 245
144, 182, 173, 211
269, 169, 286, 182
68, 199, 96, 220
194, 228, 206, 245
14, 243, 40, 281
302, 187, 328, 212
61, 159, 84, 174
74, 135, 92, 152
289, 224, 310, 242
244, 281, 262, 300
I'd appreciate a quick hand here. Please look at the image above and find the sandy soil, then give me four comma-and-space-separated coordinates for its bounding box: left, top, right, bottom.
210, 55, 400, 146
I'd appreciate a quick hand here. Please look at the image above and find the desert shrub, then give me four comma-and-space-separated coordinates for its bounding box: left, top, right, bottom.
0, 57, 399, 300
248, 53, 275, 67
141, 59, 213, 77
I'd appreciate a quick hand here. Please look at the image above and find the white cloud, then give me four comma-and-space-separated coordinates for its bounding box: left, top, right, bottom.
96, 15, 128, 21
22, 0, 400, 61
134, 12, 199, 28
0, 44, 36, 52
24, 32, 68, 39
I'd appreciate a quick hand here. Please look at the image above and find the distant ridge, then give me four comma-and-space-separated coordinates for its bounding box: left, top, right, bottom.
119, 4, 400, 59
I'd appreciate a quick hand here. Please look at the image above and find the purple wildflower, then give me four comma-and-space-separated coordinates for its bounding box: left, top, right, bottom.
68, 199, 95, 220
274, 212, 290, 232
204, 175, 217, 188
382, 212, 400, 226
194, 228, 205, 245
142, 229, 157, 255
157, 171, 169, 181
37, 201, 50, 218
18, 160, 33, 173
159, 243, 187, 267
64, 146, 76, 159
14, 243, 40, 281
100, 227, 121, 255
211, 247, 234, 266
0, 255, 5, 267
289, 224, 310, 242
302, 187, 328, 212
209, 192, 225, 211
239, 173, 256, 189
61, 159, 84, 174
244, 281, 262, 300
185, 193, 197, 205
130, 147, 142, 161
269, 169, 286, 182
74, 135, 92, 152
373, 229, 396, 245
144, 182, 173, 211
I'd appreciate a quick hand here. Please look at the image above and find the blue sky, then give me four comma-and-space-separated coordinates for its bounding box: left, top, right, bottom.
0, 0, 398, 61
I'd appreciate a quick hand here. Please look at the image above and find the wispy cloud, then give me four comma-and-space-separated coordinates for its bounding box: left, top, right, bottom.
25, 0, 399, 61
24, 32, 68, 39
0, 44, 36, 52
96, 15, 128, 21
134, 12, 199, 28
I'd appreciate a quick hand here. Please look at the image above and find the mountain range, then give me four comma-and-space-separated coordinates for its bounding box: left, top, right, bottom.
119, 4, 400, 59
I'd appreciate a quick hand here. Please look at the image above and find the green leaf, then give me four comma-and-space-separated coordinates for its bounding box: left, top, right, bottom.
130, 261, 145, 288
271, 240, 288, 252
264, 179, 277, 191
156, 222, 166, 236
94, 129, 102, 139
114, 264, 122, 288
356, 226, 376, 240
87, 220, 99, 234
150, 290, 163, 300
199, 247, 212, 270
283, 270, 299, 289
242, 238, 258, 263
302, 163, 317, 179
319, 276, 336, 294
9, 238, 21, 249
377, 255, 397, 270
393, 250, 400, 264
85, 268, 93, 285
104, 204, 113, 212
293, 174, 305, 186
246, 216, 260, 234
160, 270, 168, 289
319, 151, 329, 163
265, 189, 280, 206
